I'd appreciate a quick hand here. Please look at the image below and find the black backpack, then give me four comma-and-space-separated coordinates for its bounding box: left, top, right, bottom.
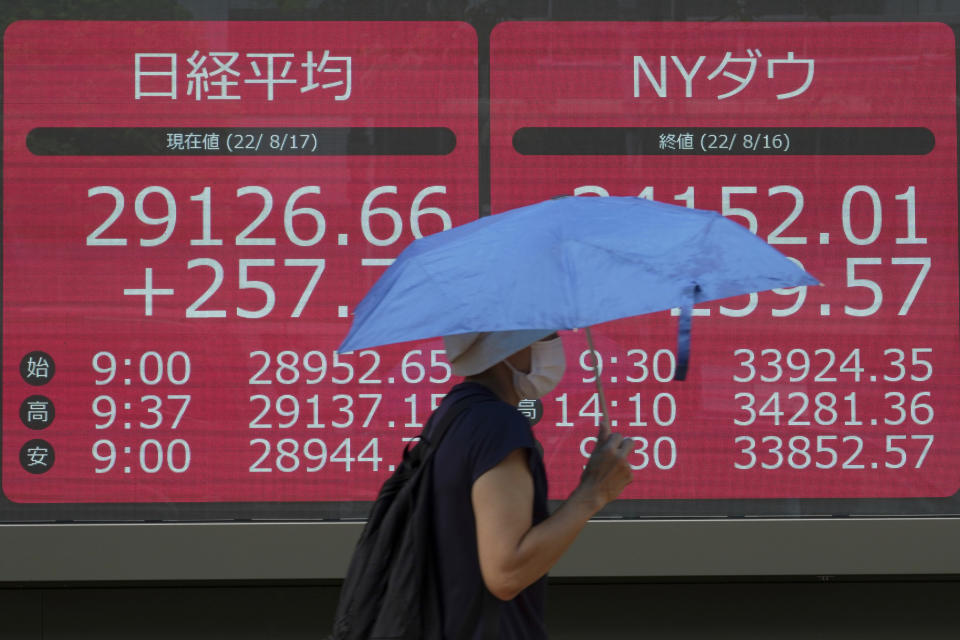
329, 388, 496, 640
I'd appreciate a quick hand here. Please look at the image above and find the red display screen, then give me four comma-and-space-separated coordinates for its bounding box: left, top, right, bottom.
3, 18, 959, 518
3, 21, 478, 504
491, 22, 959, 501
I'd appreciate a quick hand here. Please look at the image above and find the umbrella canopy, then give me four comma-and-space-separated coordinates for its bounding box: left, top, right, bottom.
340, 196, 819, 356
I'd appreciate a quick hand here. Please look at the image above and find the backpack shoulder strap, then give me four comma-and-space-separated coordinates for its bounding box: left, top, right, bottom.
418, 386, 488, 458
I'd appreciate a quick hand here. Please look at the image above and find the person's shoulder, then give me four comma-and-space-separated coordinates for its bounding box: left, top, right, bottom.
462, 404, 530, 450
467, 398, 528, 427
451, 383, 526, 425
447, 385, 536, 479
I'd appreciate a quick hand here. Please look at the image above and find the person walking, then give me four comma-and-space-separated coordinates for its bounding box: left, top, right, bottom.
431, 329, 634, 639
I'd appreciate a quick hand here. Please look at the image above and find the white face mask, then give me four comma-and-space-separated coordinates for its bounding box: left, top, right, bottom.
505, 337, 566, 400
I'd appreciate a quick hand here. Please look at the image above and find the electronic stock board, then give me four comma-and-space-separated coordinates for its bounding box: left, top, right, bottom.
2, 2, 959, 580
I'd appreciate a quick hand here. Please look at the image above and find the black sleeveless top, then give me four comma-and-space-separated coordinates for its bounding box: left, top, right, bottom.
429, 382, 550, 639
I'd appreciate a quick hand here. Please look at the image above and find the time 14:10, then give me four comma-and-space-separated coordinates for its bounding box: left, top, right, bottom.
554, 392, 676, 428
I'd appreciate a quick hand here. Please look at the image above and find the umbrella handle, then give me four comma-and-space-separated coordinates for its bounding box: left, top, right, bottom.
584, 326, 611, 436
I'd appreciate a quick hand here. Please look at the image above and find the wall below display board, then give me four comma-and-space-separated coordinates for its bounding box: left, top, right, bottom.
1, 580, 958, 639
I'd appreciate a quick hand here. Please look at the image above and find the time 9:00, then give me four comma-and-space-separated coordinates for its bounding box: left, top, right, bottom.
93, 351, 191, 385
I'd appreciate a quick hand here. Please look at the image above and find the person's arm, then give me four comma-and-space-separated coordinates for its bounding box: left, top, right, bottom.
472, 427, 633, 601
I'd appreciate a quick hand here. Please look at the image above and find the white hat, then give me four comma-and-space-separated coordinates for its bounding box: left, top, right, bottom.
443, 329, 555, 376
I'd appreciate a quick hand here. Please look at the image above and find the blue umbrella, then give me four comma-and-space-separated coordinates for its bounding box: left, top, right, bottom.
340, 196, 819, 385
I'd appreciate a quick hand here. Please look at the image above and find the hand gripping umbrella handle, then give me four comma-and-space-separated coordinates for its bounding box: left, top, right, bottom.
584, 326, 611, 437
